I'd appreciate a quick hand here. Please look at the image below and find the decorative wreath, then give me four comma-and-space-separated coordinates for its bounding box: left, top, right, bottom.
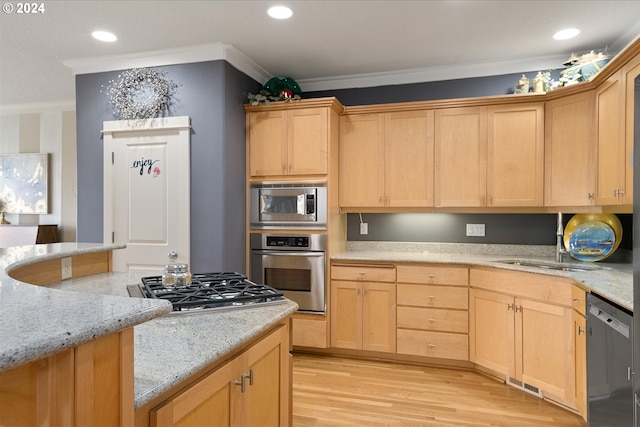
104, 68, 180, 120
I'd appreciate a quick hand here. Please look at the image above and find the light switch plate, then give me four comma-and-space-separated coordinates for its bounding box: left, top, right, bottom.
466, 224, 485, 237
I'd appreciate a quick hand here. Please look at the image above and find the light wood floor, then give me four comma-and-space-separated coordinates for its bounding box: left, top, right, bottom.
292, 354, 588, 427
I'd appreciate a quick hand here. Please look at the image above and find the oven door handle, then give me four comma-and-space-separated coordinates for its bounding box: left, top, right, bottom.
254, 250, 324, 257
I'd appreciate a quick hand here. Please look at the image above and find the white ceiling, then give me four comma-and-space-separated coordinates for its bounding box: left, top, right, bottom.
1, 0, 640, 109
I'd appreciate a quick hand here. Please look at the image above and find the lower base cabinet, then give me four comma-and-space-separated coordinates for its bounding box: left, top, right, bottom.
0, 329, 134, 427
150, 322, 291, 427
469, 269, 586, 418
330, 264, 397, 353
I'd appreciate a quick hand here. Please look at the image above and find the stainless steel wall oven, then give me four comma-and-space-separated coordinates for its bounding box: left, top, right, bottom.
249, 233, 326, 313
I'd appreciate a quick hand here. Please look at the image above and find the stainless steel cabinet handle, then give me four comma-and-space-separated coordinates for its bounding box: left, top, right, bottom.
247, 368, 254, 386
578, 326, 585, 335
234, 376, 246, 393
234, 369, 254, 393
427, 343, 436, 348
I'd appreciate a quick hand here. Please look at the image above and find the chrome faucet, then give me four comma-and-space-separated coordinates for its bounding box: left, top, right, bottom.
556, 211, 567, 263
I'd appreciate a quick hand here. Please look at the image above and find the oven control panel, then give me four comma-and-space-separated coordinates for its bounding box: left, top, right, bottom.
266, 235, 309, 248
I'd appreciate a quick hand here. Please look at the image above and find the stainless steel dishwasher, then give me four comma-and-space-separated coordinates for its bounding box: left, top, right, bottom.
587, 292, 634, 426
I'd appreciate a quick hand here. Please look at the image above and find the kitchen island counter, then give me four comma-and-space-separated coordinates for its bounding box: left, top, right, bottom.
0, 243, 172, 372
47, 271, 298, 409
332, 242, 632, 311
0, 243, 297, 412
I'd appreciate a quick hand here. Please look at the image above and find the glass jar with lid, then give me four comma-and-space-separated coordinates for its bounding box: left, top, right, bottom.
162, 263, 192, 288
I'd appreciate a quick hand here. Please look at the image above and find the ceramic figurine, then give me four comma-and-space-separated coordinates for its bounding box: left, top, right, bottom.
532, 71, 545, 93
515, 74, 530, 94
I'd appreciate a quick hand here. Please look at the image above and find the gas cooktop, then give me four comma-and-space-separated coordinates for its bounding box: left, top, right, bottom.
127, 272, 286, 313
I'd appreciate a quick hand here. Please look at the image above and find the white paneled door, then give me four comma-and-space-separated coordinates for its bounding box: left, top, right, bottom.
103, 117, 190, 273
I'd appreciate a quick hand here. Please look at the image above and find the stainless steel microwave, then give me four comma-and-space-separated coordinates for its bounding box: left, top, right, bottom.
250, 184, 327, 229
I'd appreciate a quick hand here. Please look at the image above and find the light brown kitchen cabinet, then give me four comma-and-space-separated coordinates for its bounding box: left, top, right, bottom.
396, 265, 469, 361
330, 264, 396, 352
573, 308, 587, 417
470, 289, 576, 408
487, 104, 544, 206
434, 103, 544, 207
544, 90, 596, 206
0, 329, 134, 427
469, 268, 586, 417
339, 110, 434, 207
246, 98, 343, 178
596, 70, 627, 205
151, 323, 290, 427
434, 107, 486, 207
620, 53, 640, 204
597, 55, 640, 206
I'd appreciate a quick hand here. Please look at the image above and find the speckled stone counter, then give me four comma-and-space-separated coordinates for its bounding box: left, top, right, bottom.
47, 271, 299, 409
333, 241, 633, 311
0, 243, 172, 371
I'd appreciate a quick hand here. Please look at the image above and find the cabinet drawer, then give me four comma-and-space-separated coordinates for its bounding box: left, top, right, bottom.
331, 264, 396, 282
397, 284, 468, 309
397, 306, 468, 333
397, 329, 468, 360
397, 265, 468, 285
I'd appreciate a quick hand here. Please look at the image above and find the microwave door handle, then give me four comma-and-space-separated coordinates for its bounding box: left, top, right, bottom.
257, 251, 324, 257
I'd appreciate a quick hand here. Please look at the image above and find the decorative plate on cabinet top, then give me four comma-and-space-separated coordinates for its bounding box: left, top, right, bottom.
563, 213, 622, 262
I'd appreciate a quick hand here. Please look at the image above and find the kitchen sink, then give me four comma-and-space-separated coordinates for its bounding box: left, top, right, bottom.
496, 259, 601, 272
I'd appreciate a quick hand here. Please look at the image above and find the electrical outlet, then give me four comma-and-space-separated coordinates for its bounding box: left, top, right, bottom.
360, 222, 368, 235
61, 257, 72, 279
466, 224, 485, 237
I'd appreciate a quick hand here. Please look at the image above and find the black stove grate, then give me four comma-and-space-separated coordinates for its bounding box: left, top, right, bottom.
140, 272, 284, 312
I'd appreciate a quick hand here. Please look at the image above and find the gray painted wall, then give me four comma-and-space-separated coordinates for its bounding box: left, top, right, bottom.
306, 69, 562, 106
75, 61, 260, 273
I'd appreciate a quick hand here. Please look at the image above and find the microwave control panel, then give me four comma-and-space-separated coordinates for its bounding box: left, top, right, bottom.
266, 235, 310, 248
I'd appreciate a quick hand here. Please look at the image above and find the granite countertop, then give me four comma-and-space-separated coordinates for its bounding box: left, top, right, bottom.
46, 271, 298, 409
0, 243, 172, 371
333, 242, 633, 311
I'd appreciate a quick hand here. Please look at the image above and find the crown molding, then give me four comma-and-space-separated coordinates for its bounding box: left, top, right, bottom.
62, 42, 272, 84
0, 100, 76, 115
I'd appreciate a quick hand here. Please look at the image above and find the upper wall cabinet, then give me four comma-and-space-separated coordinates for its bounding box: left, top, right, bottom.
544, 91, 596, 207
434, 103, 544, 207
340, 110, 434, 208
595, 70, 626, 205
246, 98, 343, 179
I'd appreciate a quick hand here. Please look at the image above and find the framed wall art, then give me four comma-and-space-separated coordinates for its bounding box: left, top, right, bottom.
0, 153, 49, 214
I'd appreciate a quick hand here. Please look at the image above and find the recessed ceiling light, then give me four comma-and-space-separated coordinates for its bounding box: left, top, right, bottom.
267, 5, 293, 19
553, 28, 580, 40
92, 30, 117, 42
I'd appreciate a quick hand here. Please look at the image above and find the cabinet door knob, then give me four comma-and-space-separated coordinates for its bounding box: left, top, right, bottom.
427, 343, 436, 348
